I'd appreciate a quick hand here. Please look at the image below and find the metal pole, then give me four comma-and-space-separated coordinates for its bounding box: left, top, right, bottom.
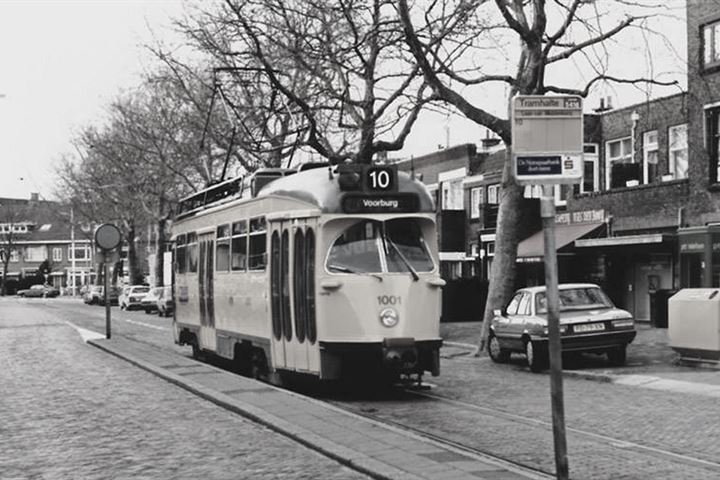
70, 207, 76, 296
541, 185, 569, 480
104, 253, 111, 339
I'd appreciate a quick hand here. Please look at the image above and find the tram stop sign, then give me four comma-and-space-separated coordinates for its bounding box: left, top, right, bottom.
511, 95, 583, 185
95, 223, 121, 251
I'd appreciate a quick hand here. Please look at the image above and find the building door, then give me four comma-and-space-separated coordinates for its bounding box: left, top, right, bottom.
197, 233, 215, 349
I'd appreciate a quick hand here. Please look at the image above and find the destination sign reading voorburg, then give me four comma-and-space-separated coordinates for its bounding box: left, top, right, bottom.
512, 95, 583, 185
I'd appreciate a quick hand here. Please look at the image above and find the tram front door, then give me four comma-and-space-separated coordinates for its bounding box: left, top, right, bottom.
198, 232, 216, 350
269, 219, 319, 374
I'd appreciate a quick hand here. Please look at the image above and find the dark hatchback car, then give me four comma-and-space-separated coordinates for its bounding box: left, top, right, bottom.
17, 284, 60, 298
489, 283, 636, 372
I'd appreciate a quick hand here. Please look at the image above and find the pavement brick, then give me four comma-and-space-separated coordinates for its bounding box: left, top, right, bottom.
0, 300, 367, 480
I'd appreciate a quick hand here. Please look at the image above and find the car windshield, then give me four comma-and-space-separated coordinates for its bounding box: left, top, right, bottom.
535, 287, 613, 314
326, 218, 434, 275
133, 287, 150, 294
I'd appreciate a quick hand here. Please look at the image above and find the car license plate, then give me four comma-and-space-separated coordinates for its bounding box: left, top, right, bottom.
573, 323, 605, 333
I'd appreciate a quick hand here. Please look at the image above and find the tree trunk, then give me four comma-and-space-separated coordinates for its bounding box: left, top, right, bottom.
126, 227, 144, 285
477, 147, 523, 353
154, 218, 168, 287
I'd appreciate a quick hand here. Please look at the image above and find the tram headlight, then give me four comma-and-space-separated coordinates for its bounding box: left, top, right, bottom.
379, 307, 399, 328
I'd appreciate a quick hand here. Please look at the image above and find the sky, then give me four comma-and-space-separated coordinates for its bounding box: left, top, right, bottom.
0, 1, 688, 201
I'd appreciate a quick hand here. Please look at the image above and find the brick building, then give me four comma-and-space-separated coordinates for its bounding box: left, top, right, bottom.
0, 194, 96, 293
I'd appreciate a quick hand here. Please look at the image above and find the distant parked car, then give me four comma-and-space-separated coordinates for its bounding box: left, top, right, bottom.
141, 287, 162, 314
489, 283, 637, 372
156, 286, 173, 317
119, 285, 150, 310
83, 285, 103, 305
17, 284, 59, 298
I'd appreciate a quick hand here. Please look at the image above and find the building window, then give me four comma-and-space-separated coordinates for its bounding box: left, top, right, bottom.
702, 20, 720, 70
708, 107, 720, 184
487, 185, 500, 204
70, 246, 91, 261
582, 144, 599, 193
52, 247, 63, 262
24, 246, 47, 262
441, 179, 463, 210
470, 187, 483, 219
9, 250, 19, 262
668, 124, 688, 180
643, 131, 658, 184
554, 185, 570, 207
605, 137, 633, 189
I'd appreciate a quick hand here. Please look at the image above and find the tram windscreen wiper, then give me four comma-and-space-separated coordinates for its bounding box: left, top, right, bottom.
328, 264, 382, 281
383, 229, 419, 282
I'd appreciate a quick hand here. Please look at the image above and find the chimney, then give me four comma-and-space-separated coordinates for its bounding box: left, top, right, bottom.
30, 193, 39, 202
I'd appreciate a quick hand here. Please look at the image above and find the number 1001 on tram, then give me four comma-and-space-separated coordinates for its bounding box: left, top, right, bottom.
172, 163, 444, 383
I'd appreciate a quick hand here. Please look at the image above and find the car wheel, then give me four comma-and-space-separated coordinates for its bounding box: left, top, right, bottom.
525, 339, 547, 373
488, 333, 511, 363
607, 346, 627, 366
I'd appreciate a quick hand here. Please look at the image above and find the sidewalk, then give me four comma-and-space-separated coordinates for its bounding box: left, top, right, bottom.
87, 335, 549, 480
441, 321, 720, 397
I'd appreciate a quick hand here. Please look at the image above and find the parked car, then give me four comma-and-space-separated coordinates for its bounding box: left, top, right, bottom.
119, 285, 151, 310
17, 284, 59, 298
489, 283, 637, 372
156, 286, 173, 317
83, 285, 103, 304
141, 287, 162, 314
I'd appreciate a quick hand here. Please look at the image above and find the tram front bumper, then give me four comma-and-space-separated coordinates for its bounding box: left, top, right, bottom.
319, 338, 443, 379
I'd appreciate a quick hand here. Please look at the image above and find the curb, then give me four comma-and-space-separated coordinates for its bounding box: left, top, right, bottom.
87, 338, 400, 480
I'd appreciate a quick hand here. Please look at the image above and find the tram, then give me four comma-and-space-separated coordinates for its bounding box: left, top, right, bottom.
171, 162, 444, 383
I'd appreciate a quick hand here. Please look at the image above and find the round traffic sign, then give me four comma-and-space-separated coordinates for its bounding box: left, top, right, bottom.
95, 223, 122, 250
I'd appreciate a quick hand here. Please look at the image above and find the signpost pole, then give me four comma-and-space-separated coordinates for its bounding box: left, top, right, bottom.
104, 251, 111, 339
541, 185, 568, 480
94, 223, 121, 341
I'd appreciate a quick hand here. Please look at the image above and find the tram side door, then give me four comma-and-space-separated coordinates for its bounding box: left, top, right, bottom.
198, 232, 216, 350
269, 221, 291, 369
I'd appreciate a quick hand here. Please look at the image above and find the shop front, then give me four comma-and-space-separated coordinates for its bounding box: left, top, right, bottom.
678, 225, 720, 288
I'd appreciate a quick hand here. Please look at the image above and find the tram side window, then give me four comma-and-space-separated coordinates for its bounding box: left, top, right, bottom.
216, 224, 231, 272
306, 228, 317, 344
175, 234, 187, 274
231, 220, 248, 271
187, 232, 198, 273
248, 216, 267, 270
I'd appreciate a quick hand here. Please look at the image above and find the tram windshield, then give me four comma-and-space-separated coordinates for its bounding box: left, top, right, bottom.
326, 219, 434, 276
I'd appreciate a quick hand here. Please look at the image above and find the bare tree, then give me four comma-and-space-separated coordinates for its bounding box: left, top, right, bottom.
398, 0, 680, 352
174, 0, 437, 165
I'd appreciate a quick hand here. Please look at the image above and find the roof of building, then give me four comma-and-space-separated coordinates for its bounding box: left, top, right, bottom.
0, 196, 93, 243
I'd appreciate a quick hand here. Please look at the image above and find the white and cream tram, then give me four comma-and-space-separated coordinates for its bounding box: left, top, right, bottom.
172, 163, 444, 383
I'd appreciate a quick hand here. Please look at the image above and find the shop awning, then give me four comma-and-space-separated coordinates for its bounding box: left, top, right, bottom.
574, 233, 673, 248
517, 222, 604, 261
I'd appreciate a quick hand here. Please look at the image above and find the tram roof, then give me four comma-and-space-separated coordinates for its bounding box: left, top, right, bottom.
257, 167, 435, 214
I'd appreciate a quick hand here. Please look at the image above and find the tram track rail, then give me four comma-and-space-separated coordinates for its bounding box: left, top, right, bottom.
323, 384, 720, 479
405, 388, 720, 471
325, 394, 554, 479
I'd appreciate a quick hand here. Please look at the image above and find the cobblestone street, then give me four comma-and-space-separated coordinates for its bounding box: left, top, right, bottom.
0, 299, 367, 480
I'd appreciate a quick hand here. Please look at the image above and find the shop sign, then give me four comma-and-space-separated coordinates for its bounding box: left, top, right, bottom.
679, 235, 705, 253
555, 209, 605, 225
